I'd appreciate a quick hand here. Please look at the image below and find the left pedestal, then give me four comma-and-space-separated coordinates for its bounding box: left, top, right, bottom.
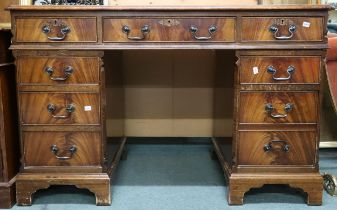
13, 49, 125, 205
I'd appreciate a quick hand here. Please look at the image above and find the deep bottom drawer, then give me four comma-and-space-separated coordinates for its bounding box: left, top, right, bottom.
237, 131, 316, 166
23, 131, 101, 167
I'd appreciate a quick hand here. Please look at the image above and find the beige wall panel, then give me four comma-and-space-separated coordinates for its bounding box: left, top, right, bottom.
124, 119, 173, 136
173, 50, 215, 88
173, 49, 215, 118
123, 50, 173, 136
173, 119, 213, 137
173, 88, 213, 118
123, 50, 172, 118
105, 50, 235, 137
123, 50, 172, 87
125, 87, 173, 118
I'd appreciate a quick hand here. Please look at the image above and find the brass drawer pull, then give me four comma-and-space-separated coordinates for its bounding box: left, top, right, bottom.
269, 24, 296, 40
50, 144, 77, 160
267, 65, 295, 81
44, 66, 74, 81
265, 103, 293, 118
42, 20, 71, 41
47, 103, 75, 119
122, 25, 150, 40
264, 140, 290, 152
0, 62, 14, 67
189, 25, 217, 41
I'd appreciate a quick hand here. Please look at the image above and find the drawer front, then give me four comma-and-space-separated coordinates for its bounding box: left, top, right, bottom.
237, 131, 316, 166
240, 56, 320, 84
23, 132, 101, 167
17, 57, 100, 85
239, 92, 318, 123
20, 93, 100, 125
103, 17, 235, 42
15, 17, 97, 42
241, 17, 323, 42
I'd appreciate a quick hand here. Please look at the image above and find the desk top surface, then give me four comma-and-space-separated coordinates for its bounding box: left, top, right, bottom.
7, 4, 333, 11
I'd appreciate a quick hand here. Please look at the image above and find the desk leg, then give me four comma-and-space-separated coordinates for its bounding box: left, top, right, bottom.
16, 173, 111, 206
212, 138, 323, 205
0, 181, 16, 208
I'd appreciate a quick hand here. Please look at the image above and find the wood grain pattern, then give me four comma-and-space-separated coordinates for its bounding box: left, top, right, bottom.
239, 56, 320, 84
237, 131, 316, 165
0, 184, 15, 209
241, 17, 323, 42
8, 5, 329, 206
103, 17, 235, 42
17, 57, 100, 85
228, 173, 323, 205
0, 151, 3, 182
239, 92, 318, 123
15, 18, 97, 42
16, 173, 110, 206
19, 93, 100, 125
16, 56, 99, 85
212, 139, 323, 205
7, 5, 333, 11
23, 132, 101, 167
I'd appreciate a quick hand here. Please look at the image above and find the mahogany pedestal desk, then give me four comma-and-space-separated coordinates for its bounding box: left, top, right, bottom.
8, 5, 331, 206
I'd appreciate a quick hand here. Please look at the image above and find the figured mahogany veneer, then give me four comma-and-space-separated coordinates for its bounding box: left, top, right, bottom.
17, 57, 100, 85
23, 132, 101, 168
237, 131, 316, 166
103, 17, 235, 42
239, 92, 318, 123
241, 17, 323, 42
15, 17, 98, 43
8, 5, 331, 206
239, 56, 320, 84
19, 92, 100, 125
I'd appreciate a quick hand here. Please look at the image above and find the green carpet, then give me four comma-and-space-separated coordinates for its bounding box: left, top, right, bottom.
6, 143, 337, 210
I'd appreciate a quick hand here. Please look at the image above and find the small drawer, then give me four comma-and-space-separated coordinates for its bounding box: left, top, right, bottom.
19, 93, 100, 125
239, 92, 318, 123
241, 17, 323, 42
23, 131, 101, 167
15, 17, 97, 42
103, 17, 235, 42
237, 131, 316, 166
239, 56, 321, 84
17, 57, 100, 85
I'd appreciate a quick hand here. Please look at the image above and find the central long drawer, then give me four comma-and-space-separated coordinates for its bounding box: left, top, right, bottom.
103, 17, 235, 42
